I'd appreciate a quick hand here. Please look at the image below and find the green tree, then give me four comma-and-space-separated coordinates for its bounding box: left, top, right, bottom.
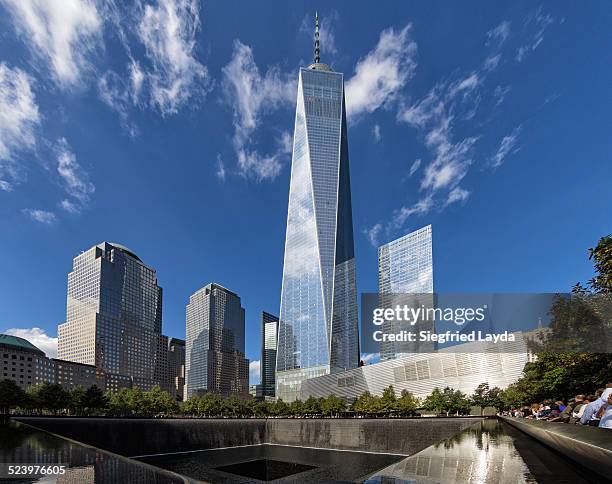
38, 383, 70, 414
0, 379, 26, 414
499, 384, 527, 410
69, 387, 86, 415
351, 391, 379, 415
320, 394, 345, 417
379, 386, 397, 413
303, 396, 321, 415
423, 388, 445, 414
289, 399, 304, 416
182, 396, 200, 416
82, 385, 107, 415
199, 393, 222, 417
470, 383, 490, 415
589, 235, 612, 293
395, 390, 419, 416
145, 386, 178, 416
106, 388, 132, 416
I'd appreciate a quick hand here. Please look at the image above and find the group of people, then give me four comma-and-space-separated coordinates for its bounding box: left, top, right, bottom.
505, 384, 612, 429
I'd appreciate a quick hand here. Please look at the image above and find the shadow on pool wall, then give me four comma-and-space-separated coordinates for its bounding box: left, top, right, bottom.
14, 416, 483, 457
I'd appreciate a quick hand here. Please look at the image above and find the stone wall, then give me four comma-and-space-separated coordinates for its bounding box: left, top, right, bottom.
16, 417, 482, 458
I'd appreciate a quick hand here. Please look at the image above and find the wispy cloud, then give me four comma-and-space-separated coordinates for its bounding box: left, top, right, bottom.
222, 40, 295, 181
345, 24, 417, 119
392, 195, 433, 229
55, 138, 94, 213
249, 359, 260, 384
445, 186, 470, 206
493, 85, 510, 106
1, 0, 102, 88
4, 327, 57, 357
516, 8, 555, 62
372, 124, 382, 142
364, 223, 383, 247
491, 126, 521, 168
137, 0, 211, 115
215, 154, 226, 181
408, 159, 421, 177
22, 208, 57, 224
486, 21, 511, 47
0, 63, 40, 190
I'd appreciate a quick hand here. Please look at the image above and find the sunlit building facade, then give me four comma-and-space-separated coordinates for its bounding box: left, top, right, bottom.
276, 20, 359, 401
378, 225, 434, 359
57, 242, 163, 390
185, 283, 249, 398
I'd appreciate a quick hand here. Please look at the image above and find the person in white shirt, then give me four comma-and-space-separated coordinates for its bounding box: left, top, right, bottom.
596, 392, 612, 429
579, 387, 610, 425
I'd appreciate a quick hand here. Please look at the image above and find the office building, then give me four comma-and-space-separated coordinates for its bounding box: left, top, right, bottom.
58, 242, 164, 390
1, 334, 54, 390
1, 333, 131, 392
276, 15, 359, 401
167, 337, 185, 401
378, 225, 434, 359
261, 311, 278, 398
185, 283, 249, 398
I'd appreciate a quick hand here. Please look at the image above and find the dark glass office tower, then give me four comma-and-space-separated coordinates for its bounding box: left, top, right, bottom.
276, 15, 359, 401
185, 283, 249, 398
261, 311, 278, 398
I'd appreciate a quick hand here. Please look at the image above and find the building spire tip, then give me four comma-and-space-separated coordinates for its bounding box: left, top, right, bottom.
314, 12, 320, 64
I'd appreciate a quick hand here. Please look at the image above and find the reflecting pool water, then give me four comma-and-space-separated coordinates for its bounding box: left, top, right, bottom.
0, 420, 183, 484
366, 419, 602, 484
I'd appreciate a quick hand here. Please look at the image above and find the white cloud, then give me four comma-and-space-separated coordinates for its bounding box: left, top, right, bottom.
408, 158, 421, 177
4, 327, 57, 357
249, 359, 260, 383
516, 9, 555, 63
449, 73, 480, 100
0, 63, 40, 190
483, 54, 501, 72
360, 352, 379, 365
97, 70, 139, 137
372, 124, 381, 142
22, 208, 57, 224
137, 0, 211, 115
392, 195, 433, 228
222, 40, 295, 181
486, 21, 511, 47
364, 223, 382, 247
493, 85, 510, 106
215, 154, 226, 181
491, 126, 521, 168
1, 0, 102, 87
345, 24, 417, 118
55, 138, 94, 212
446, 186, 470, 206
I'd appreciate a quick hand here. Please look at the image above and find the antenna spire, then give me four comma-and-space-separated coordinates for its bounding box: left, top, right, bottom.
314, 12, 320, 64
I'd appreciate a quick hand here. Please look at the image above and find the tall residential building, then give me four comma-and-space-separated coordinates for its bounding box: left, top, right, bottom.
58, 242, 164, 389
185, 283, 249, 398
261, 311, 278, 398
167, 337, 185, 401
276, 15, 359, 401
378, 225, 434, 359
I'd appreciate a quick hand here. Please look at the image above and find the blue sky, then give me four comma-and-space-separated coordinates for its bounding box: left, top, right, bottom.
1, 1, 611, 384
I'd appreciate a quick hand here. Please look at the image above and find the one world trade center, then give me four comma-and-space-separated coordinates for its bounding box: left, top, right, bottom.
276, 14, 359, 401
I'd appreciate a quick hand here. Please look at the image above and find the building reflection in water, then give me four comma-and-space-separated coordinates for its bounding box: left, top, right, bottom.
0, 420, 182, 483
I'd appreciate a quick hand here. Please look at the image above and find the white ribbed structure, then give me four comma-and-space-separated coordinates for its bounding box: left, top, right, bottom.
300, 334, 528, 400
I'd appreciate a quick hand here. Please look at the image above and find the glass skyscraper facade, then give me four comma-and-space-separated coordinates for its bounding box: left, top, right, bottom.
185, 283, 249, 398
261, 311, 278, 398
378, 225, 434, 359
276, 52, 359, 401
58, 242, 164, 389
